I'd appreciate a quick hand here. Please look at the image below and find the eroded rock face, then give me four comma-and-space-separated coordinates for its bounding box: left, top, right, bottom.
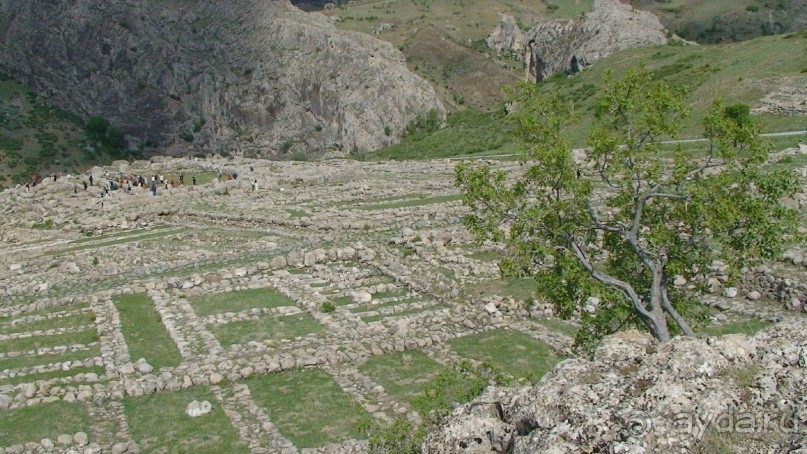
0, 0, 444, 156
486, 14, 525, 54
423, 321, 807, 453
488, 0, 671, 83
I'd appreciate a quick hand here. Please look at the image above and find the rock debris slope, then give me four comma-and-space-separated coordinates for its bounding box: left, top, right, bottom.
488, 0, 671, 82
0, 0, 444, 156
424, 320, 807, 453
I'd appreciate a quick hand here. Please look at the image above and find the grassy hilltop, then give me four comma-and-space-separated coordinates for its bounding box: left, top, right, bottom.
324, 0, 807, 112
367, 29, 807, 160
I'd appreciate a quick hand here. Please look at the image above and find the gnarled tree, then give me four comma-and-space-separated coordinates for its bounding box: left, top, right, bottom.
456, 65, 799, 348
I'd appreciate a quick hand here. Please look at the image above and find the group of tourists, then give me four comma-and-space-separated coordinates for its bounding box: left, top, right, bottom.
22, 167, 262, 201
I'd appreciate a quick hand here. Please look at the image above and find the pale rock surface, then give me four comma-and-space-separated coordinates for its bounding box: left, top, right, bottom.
186, 400, 213, 417
350, 290, 372, 305
423, 320, 807, 453
488, 0, 671, 82
134, 358, 154, 374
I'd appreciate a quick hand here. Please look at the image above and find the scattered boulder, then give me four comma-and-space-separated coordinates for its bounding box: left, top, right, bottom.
74, 431, 89, 446
186, 400, 213, 418
350, 290, 373, 304
134, 358, 154, 374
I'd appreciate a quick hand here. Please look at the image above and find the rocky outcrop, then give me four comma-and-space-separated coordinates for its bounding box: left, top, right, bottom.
486, 14, 525, 54
0, 0, 444, 156
488, 0, 671, 83
424, 320, 807, 453
753, 85, 807, 117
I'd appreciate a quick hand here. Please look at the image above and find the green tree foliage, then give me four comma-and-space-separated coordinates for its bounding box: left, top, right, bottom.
85, 116, 126, 155
456, 65, 799, 350
722, 103, 753, 145
404, 109, 442, 137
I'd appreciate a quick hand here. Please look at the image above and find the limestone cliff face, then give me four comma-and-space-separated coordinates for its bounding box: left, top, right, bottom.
488, 0, 670, 83
0, 0, 444, 156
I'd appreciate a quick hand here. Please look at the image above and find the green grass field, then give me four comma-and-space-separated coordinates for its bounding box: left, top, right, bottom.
450, 329, 564, 382
633, 0, 807, 43
246, 369, 369, 448
210, 313, 324, 347
365, 109, 515, 161
352, 296, 430, 315
700, 319, 773, 337
188, 287, 296, 317
360, 305, 446, 324
534, 318, 580, 339
0, 312, 95, 335
467, 277, 541, 302
125, 387, 248, 454
67, 225, 173, 245
359, 351, 445, 405
1, 365, 106, 386
113, 293, 182, 369
0, 400, 91, 446
0, 345, 100, 371
0, 329, 99, 356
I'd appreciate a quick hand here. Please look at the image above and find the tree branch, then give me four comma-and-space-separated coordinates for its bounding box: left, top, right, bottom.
660, 276, 695, 337
565, 236, 654, 321
630, 192, 689, 239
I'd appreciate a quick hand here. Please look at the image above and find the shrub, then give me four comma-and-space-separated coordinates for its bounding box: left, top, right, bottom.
290, 151, 308, 161
85, 116, 126, 153
320, 301, 336, 313
192, 118, 206, 133
746, 5, 759, 12
32, 219, 54, 230
85, 116, 111, 140
404, 109, 441, 137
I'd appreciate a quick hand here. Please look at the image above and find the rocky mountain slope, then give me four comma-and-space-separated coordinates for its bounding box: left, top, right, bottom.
488, 0, 671, 82
0, 0, 444, 157
631, 0, 807, 44
424, 320, 807, 453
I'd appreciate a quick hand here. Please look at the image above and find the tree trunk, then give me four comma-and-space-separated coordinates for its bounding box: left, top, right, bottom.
647, 305, 671, 341
648, 269, 672, 341
660, 277, 695, 337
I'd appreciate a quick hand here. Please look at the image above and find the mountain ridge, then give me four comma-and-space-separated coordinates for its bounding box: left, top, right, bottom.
0, 0, 444, 157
